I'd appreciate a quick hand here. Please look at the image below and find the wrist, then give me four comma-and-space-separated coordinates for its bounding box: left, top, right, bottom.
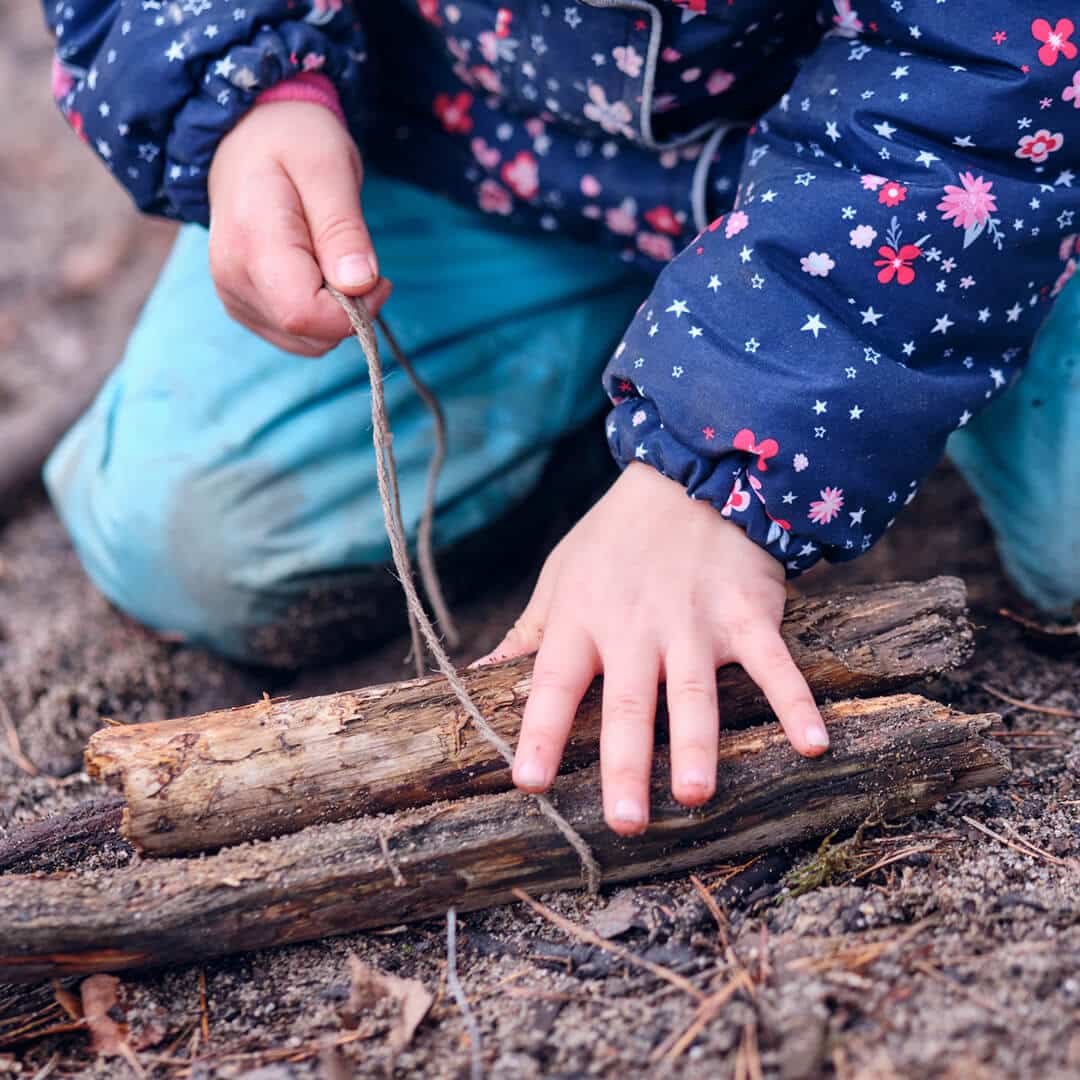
255, 72, 346, 127
619, 462, 786, 582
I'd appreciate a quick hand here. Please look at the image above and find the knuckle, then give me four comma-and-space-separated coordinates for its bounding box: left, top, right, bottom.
278, 303, 315, 338
667, 676, 715, 711
674, 740, 715, 762
312, 211, 366, 251
529, 664, 575, 699
603, 765, 649, 794
605, 691, 651, 726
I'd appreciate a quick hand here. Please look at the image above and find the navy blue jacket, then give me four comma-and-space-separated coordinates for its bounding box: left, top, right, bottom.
44, 1, 1080, 573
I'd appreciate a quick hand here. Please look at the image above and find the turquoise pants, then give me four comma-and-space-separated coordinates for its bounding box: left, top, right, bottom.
948, 273, 1080, 615
46, 173, 1080, 665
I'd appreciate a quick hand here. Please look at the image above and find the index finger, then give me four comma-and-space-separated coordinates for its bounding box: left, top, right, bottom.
513, 623, 599, 794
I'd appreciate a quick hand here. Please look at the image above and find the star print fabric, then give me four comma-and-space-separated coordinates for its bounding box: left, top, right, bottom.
42, 1, 1080, 576
605, 3, 1080, 575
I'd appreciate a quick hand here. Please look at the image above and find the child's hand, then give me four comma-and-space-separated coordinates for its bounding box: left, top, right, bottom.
207, 101, 391, 356
477, 462, 829, 835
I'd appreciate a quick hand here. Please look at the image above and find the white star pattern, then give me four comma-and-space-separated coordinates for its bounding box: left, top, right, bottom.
801, 313, 827, 338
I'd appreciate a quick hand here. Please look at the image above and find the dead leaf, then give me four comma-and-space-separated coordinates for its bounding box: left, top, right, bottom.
79, 975, 144, 1076
52, 982, 82, 1022
79, 975, 125, 1056
342, 955, 432, 1060
588, 891, 641, 939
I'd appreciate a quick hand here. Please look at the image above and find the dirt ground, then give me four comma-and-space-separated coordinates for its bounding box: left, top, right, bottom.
2, 5, 1079, 1078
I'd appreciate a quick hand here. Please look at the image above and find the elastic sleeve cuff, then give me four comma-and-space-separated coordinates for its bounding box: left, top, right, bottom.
255, 72, 347, 126
605, 397, 817, 576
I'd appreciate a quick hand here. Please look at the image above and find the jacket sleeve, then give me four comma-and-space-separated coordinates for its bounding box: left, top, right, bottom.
603, 1, 1080, 574
43, 0, 371, 225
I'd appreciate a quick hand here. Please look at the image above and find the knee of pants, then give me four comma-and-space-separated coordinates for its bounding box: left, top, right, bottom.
46, 416, 308, 664
947, 275, 1080, 615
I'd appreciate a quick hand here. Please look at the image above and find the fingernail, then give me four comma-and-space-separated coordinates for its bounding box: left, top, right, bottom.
613, 799, 646, 827
679, 768, 713, 793
336, 253, 377, 288
805, 722, 830, 749
515, 760, 548, 789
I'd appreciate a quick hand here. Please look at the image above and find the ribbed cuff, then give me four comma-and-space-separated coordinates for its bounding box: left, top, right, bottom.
255, 72, 346, 126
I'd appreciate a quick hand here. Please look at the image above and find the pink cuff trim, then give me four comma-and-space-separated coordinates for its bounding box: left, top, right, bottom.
255, 72, 346, 126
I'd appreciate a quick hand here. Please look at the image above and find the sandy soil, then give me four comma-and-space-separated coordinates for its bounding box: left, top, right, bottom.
2, 5, 1078, 1078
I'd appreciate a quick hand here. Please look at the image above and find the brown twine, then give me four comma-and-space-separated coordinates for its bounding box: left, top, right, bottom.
328, 285, 601, 894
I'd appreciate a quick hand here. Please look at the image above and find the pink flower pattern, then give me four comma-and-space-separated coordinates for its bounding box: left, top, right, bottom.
937, 173, 998, 230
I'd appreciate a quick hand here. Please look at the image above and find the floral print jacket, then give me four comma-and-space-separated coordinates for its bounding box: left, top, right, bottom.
45, 1, 1080, 574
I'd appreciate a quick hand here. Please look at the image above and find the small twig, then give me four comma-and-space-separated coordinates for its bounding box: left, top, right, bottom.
996, 743, 1066, 752
0, 697, 42, 778
652, 973, 748, 1064
852, 843, 941, 882
197, 970, 209, 1044
142, 1030, 368, 1071
377, 829, 407, 887
512, 889, 704, 1001
689, 874, 757, 998
978, 683, 1080, 720
961, 815, 1069, 867
998, 608, 1079, 637
446, 909, 483, 1080
989, 729, 1060, 738
690, 874, 732, 950
785, 919, 935, 975
734, 1020, 763, 1080
912, 961, 999, 1011
1000, 820, 1071, 864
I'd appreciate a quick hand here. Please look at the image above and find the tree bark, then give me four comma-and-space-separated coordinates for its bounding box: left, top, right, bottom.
0, 798, 124, 874
85, 577, 974, 856
1, 694, 1006, 983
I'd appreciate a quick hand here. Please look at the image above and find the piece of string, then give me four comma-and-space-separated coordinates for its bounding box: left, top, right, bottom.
328, 285, 601, 894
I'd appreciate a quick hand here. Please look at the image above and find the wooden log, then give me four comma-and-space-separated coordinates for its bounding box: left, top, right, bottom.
0, 694, 1006, 983
85, 577, 974, 856
0, 798, 125, 874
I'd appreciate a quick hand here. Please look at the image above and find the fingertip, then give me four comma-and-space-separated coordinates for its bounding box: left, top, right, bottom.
791, 712, 830, 757
512, 757, 551, 793
606, 798, 649, 836
332, 253, 379, 294
672, 769, 715, 807
360, 277, 393, 318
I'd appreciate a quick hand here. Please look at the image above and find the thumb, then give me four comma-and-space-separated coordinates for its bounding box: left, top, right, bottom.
291, 150, 379, 296
469, 546, 563, 667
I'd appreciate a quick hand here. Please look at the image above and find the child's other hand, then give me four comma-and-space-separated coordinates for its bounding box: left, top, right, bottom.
207, 101, 390, 356
476, 462, 829, 835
